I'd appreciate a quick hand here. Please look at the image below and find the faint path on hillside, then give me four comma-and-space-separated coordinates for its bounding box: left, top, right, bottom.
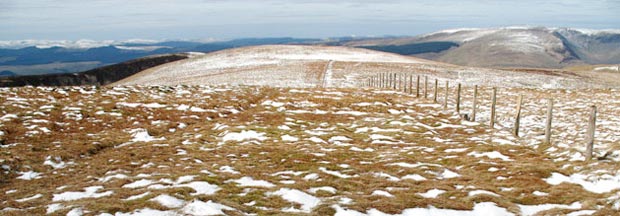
322, 60, 335, 88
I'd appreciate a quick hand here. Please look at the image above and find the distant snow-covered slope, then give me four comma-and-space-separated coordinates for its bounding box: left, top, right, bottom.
113, 45, 432, 87
112, 45, 620, 89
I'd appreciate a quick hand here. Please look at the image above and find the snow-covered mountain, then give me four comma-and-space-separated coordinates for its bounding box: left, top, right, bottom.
346, 27, 620, 68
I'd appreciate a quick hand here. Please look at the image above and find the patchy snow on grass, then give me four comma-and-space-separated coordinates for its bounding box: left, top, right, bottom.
122, 179, 155, 189
150, 194, 185, 208
52, 186, 113, 201
444, 148, 469, 153
281, 134, 299, 142
389, 162, 442, 169
111, 208, 175, 216
309, 136, 327, 143
518, 202, 581, 216
438, 169, 461, 179
177, 181, 221, 196
468, 190, 500, 197
43, 156, 66, 169
371, 190, 394, 198
222, 130, 268, 142
181, 200, 236, 215
46, 203, 66, 214
417, 189, 446, 198
308, 186, 337, 194
227, 177, 275, 188
15, 194, 43, 202
124, 192, 151, 201
16, 171, 42, 180
532, 191, 548, 196
402, 174, 427, 181
332, 202, 514, 216
545, 172, 620, 193
319, 167, 354, 178
270, 188, 321, 213
219, 165, 240, 174
467, 151, 513, 161
129, 128, 165, 142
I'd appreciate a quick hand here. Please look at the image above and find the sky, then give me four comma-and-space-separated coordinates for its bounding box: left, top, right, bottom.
1, 0, 620, 41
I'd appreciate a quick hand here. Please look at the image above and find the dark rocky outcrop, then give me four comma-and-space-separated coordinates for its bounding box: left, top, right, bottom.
0, 54, 188, 87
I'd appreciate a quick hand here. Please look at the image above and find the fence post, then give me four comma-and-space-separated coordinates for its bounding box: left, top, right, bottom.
586, 105, 597, 161
375, 75, 378, 88
373, 76, 376, 88
416, 75, 420, 97
490, 87, 497, 128
456, 83, 461, 114
409, 75, 413, 94
513, 95, 523, 137
434, 79, 438, 103
472, 85, 478, 121
403, 74, 407, 92
444, 81, 449, 109
424, 76, 428, 99
393, 73, 397, 90
544, 99, 553, 144
384, 73, 387, 89
383, 73, 390, 88
400, 74, 403, 91
402, 74, 405, 92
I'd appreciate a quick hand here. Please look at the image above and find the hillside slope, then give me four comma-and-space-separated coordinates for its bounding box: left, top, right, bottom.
0, 54, 188, 87
113, 45, 620, 89
346, 27, 620, 68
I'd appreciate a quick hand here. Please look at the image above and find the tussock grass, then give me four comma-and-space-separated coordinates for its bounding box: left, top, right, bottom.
0, 85, 618, 215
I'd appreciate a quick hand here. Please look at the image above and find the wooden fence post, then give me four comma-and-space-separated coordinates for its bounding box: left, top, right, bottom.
472, 85, 478, 121
400, 73, 407, 92
384, 73, 387, 89
383, 73, 387, 88
444, 81, 449, 109
403, 74, 407, 92
545, 99, 553, 144
374, 76, 377, 88
434, 79, 438, 103
456, 83, 461, 114
586, 105, 597, 161
424, 76, 428, 99
375, 75, 378, 88
416, 75, 420, 97
393, 73, 397, 90
401, 74, 404, 91
409, 75, 413, 94
490, 87, 497, 128
513, 95, 523, 137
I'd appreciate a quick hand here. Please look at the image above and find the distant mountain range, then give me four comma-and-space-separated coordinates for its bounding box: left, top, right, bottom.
1, 27, 619, 76
344, 27, 620, 68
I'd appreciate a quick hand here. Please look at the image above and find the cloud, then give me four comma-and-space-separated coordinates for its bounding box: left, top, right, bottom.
0, 0, 618, 40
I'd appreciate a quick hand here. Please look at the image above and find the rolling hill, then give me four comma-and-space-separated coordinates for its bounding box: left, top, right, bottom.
112, 45, 620, 89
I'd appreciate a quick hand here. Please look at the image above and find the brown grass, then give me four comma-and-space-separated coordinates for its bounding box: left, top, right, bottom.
0, 85, 616, 215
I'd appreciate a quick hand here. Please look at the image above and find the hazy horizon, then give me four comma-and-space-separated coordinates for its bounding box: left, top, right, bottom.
2, 0, 620, 41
